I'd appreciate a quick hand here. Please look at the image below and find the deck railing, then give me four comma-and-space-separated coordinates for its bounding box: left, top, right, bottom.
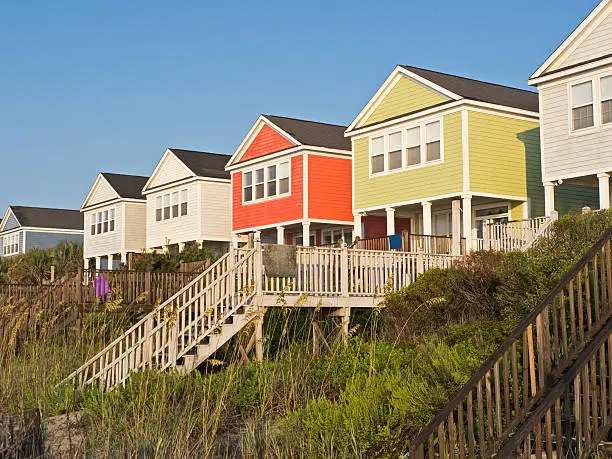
409, 228, 612, 458
483, 215, 555, 253
262, 245, 460, 296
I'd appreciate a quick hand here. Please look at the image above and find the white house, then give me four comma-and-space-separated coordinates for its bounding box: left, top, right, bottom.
0, 206, 83, 258
529, 0, 612, 215
81, 172, 149, 270
142, 148, 232, 253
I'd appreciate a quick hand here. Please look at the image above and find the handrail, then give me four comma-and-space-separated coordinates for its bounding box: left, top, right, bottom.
497, 316, 612, 457
409, 227, 612, 457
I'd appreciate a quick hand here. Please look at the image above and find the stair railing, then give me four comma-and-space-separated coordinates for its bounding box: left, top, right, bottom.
409, 228, 612, 458
64, 247, 256, 390
497, 316, 612, 458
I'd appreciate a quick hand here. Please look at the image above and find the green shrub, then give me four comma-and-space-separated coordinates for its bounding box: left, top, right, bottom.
131, 244, 217, 272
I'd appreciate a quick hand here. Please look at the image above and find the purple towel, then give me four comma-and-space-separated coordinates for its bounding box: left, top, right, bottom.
94, 276, 111, 301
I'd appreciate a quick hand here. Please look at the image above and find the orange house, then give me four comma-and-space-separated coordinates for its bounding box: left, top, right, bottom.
225, 115, 354, 245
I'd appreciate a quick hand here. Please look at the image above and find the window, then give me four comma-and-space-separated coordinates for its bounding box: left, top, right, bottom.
572, 81, 594, 130
2, 234, 19, 256
243, 161, 291, 203
180, 190, 188, 216
406, 127, 421, 166
388, 132, 402, 170
426, 121, 441, 161
155, 189, 188, 222
90, 207, 117, 235
602, 76, 612, 124
155, 197, 162, 222
371, 137, 384, 173
322, 228, 354, 245
434, 212, 451, 236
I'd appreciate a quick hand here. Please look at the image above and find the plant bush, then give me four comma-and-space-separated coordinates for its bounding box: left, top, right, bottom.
131, 244, 217, 272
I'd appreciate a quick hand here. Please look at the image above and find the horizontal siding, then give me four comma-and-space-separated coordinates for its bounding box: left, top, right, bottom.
200, 181, 232, 241
232, 156, 303, 231
308, 154, 353, 222
83, 205, 123, 258
541, 66, 612, 180
86, 178, 117, 207
354, 112, 463, 210
562, 11, 612, 68
240, 124, 295, 163
148, 153, 192, 189
556, 184, 600, 215
123, 202, 147, 253
2, 211, 20, 231
365, 76, 449, 126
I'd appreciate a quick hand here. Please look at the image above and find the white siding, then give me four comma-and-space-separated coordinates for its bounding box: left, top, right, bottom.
83, 204, 123, 259
84, 178, 118, 207
562, 11, 612, 69
540, 64, 612, 181
122, 202, 147, 253
146, 182, 200, 248
200, 181, 232, 241
147, 154, 192, 189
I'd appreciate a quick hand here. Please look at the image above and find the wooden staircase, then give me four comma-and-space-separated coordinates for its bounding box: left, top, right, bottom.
409, 228, 612, 458
64, 247, 260, 390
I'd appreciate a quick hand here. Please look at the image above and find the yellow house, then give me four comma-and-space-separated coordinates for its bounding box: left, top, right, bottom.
346, 65, 597, 251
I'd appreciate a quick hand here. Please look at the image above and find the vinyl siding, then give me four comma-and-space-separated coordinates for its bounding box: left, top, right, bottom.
122, 202, 147, 253
468, 111, 544, 216
354, 112, 463, 211
307, 153, 353, 222
83, 204, 123, 258
85, 178, 118, 207
25, 231, 83, 251
561, 10, 612, 69
2, 211, 20, 231
540, 65, 612, 181
147, 153, 192, 190
200, 181, 232, 241
556, 185, 600, 215
240, 124, 296, 163
364, 76, 449, 126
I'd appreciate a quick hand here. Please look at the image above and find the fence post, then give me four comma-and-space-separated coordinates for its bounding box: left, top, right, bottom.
483, 221, 490, 251
341, 244, 349, 297
76, 268, 83, 336
254, 239, 263, 297
145, 272, 152, 306
50, 265, 55, 283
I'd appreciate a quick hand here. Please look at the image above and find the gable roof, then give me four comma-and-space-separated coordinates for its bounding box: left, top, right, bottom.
1, 206, 83, 232
263, 115, 351, 151
530, 0, 612, 83
347, 65, 539, 133
101, 173, 149, 199
168, 149, 231, 180
399, 66, 539, 113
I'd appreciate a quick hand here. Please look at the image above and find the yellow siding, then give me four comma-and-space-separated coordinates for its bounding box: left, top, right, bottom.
364, 77, 449, 126
468, 111, 545, 216
354, 112, 463, 210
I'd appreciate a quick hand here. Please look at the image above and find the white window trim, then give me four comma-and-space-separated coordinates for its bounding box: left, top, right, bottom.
368, 117, 445, 178
565, 74, 612, 136
2, 232, 20, 256
154, 189, 189, 223
90, 207, 117, 236
242, 158, 292, 205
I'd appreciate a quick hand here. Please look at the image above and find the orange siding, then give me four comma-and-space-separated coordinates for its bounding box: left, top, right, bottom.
240, 124, 295, 162
232, 156, 303, 231
307, 154, 353, 222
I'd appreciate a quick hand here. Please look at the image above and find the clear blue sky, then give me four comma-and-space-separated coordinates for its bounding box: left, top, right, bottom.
0, 0, 600, 213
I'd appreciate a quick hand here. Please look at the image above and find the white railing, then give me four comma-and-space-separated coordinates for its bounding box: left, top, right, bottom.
65, 247, 257, 390
483, 215, 555, 252
263, 246, 460, 297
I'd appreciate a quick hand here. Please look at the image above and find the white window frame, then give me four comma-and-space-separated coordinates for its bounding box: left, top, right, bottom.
155, 189, 189, 222
601, 75, 612, 125
242, 159, 291, 205
2, 232, 20, 256
90, 207, 117, 236
570, 80, 595, 133
368, 117, 444, 177
564, 74, 612, 136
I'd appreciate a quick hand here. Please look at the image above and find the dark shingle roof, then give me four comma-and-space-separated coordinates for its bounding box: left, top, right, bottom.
264, 115, 351, 151
169, 149, 231, 179
400, 65, 539, 113
101, 173, 149, 200
8, 206, 83, 231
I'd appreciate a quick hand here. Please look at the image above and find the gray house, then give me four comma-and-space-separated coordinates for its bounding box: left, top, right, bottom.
0, 206, 84, 258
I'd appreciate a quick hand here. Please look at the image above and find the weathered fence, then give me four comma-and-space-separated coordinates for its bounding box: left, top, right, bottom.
0, 409, 43, 457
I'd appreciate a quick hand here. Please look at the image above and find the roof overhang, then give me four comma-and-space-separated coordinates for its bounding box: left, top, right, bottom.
142, 149, 196, 193
81, 173, 121, 211
0, 207, 19, 233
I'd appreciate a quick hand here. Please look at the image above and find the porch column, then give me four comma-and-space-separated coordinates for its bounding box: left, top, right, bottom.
276, 226, 285, 245
385, 208, 395, 236
302, 222, 310, 247
598, 173, 610, 210
95, 256, 101, 270
120, 252, 127, 266
421, 202, 433, 236
462, 195, 473, 253
254, 231, 261, 243
84, 258, 89, 271
108, 254, 114, 270
451, 199, 461, 255
544, 182, 555, 217
353, 213, 363, 239
231, 233, 239, 248
178, 242, 186, 252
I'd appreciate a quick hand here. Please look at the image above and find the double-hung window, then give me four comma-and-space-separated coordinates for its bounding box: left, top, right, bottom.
371, 137, 384, 173
109, 208, 115, 231
156, 189, 188, 221
426, 121, 441, 161
602, 76, 612, 125
90, 214, 96, 235
243, 161, 291, 203
406, 127, 421, 166
90, 208, 115, 235
172, 191, 179, 218
96, 211, 102, 234
571, 81, 594, 131
180, 190, 188, 216
163, 194, 171, 220
155, 197, 163, 222
388, 132, 402, 170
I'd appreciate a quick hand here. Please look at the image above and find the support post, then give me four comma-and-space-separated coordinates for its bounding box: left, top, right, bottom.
385, 207, 395, 236
276, 226, 285, 245
120, 252, 127, 266
340, 307, 350, 345
302, 221, 311, 246
451, 199, 461, 255
255, 317, 264, 362
83, 258, 89, 271
254, 239, 263, 296
178, 242, 186, 253
598, 173, 610, 210
108, 254, 114, 271
353, 213, 362, 240
50, 265, 55, 283
95, 256, 101, 270
231, 233, 239, 249
421, 201, 433, 236
544, 182, 555, 217
462, 195, 473, 253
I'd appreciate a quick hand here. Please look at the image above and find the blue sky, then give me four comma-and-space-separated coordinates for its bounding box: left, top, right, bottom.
0, 0, 601, 213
